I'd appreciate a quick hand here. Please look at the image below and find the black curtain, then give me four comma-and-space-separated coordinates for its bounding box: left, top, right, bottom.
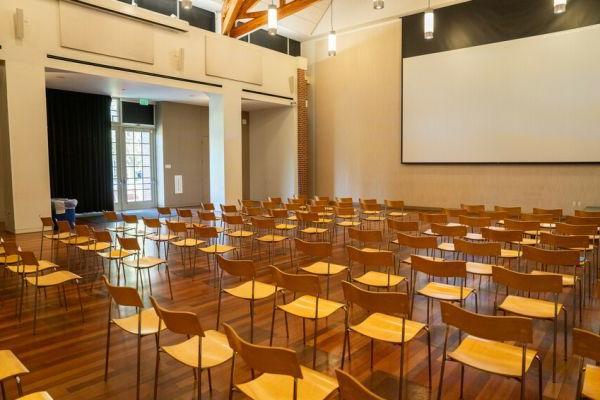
46, 89, 114, 213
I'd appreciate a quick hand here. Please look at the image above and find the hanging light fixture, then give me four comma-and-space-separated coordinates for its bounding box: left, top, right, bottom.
554, 0, 567, 14
328, 0, 336, 56
424, 0, 434, 40
268, 0, 278, 36
373, 0, 384, 10
181, 0, 192, 10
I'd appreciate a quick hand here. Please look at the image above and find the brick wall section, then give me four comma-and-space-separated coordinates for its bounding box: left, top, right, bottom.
297, 69, 309, 196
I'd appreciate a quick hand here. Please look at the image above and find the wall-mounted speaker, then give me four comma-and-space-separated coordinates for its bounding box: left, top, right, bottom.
14, 8, 24, 40
289, 75, 295, 94
177, 48, 185, 71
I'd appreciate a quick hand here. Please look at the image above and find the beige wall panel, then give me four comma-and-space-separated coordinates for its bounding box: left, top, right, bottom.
205, 36, 263, 85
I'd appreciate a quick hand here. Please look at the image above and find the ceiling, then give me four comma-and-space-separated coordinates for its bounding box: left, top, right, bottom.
194, 0, 469, 41
45, 69, 288, 111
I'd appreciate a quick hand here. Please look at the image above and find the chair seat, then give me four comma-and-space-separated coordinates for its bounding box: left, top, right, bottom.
422, 229, 437, 236
401, 255, 438, 265
498, 295, 561, 319
531, 270, 575, 287
464, 232, 484, 241
300, 227, 328, 235
418, 282, 473, 301
354, 271, 405, 288
60, 236, 91, 245
146, 233, 178, 241
466, 262, 493, 276
583, 364, 600, 400
123, 256, 165, 269
300, 261, 347, 276
350, 313, 426, 344
227, 230, 254, 238
363, 216, 385, 222
438, 242, 455, 252
199, 244, 236, 254
162, 330, 233, 369
78, 242, 111, 252
236, 365, 338, 400
171, 238, 204, 247
0, 350, 29, 381
224, 280, 278, 300
286, 216, 298, 222
1, 254, 21, 264
7, 260, 57, 275
388, 212, 408, 217
448, 336, 536, 377
500, 249, 521, 258
113, 308, 166, 335
511, 238, 538, 246
16, 392, 54, 400
360, 247, 382, 253
275, 223, 296, 230
337, 221, 360, 227
362, 210, 380, 215
278, 295, 343, 319
107, 226, 134, 233
98, 249, 134, 260
257, 234, 288, 243
43, 232, 75, 240
25, 270, 81, 287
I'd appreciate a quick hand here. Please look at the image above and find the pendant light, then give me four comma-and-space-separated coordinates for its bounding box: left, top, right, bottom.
373, 0, 384, 10
554, 0, 567, 14
328, 0, 336, 56
181, 0, 192, 10
424, 0, 434, 40
268, 0, 278, 36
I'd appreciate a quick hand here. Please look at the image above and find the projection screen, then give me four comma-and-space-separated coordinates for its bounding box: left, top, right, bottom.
402, 24, 600, 163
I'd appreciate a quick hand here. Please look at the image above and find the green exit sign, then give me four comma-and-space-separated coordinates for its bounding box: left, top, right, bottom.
139, 98, 149, 106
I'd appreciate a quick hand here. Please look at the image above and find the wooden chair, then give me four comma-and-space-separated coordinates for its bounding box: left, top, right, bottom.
521, 213, 555, 228
444, 208, 470, 222
573, 328, 600, 400
17, 251, 83, 334
396, 233, 440, 265
118, 237, 172, 299
167, 221, 204, 274
150, 296, 233, 400
39, 216, 73, 262
223, 323, 338, 400
478, 210, 508, 226
252, 217, 292, 264
335, 207, 360, 244
269, 266, 344, 368
122, 214, 146, 238
335, 369, 384, 400
222, 214, 254, 258
194, 226, 236, 282
156, 207, 174, 222
297, 211, 330, 242
347, 228, 385, 252
142, 218, 177, 259
575, 209, 600, 218
410, 255, 477, 322
59, 222, 92, 268
533, 208, 563, 221
566, 215, 600, 226
76, 225, 111, 268
418, 212, 448, 232
176, 208, 195, 230
104, 211, 134, 235
197, 211, 224, 234
102, 275, 165, 400
494, 205, 522, 220
438, 301, 542, 400
340, 282, 431, 399
360, 203, 385, 230
430, 223, 468, 256
384, 200, 407, 219
481, 228, 523, 268
293, 239, 348, 298
458, 215, 492, 241
454, 238, 502, 289
269, 208, 297, 236
347, 246, 407, 292
95, 230, 134, 288
491, 266, 564, 382
215, 255, 279, 343
0, 350, 29, 398
504, 220, 541, 245
460, 204, 485, 214
268, 196, 283, 205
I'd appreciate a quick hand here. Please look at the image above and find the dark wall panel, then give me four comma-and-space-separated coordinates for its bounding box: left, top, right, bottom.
402, 0, 600, 58
180, 6, 215, 32
250, 29, 288, 54
289, 39, 301, 57
136, 0, 177, 17
122, 102, 155, 125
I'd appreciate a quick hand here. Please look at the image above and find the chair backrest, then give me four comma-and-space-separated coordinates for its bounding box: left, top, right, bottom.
194, 225, 218, 240
335, 207, 355, 217
288, 198, 305, 206
348, 228, 383, 244
268, 196, 283, 204
341, 281, 409, 316
309, 205, 326, 213
297, 211, 318, 223
565, 215, 600, 226
270, 265, 321, 296
222, 214, 244, 225
294, 238, 331, 259
460, 204, 485, 213
216, 255, 255, 279
167, 221, 188, 234
198, 211, 217, 223
251, 217, 276, 230
384, 199, 404, 209
143, 218, 161, 229
18, 251, 38, 266
555, 223, 597, 236
521, 213, 553, 223
346, 246, 394, 267
431, 223, 467, 237
117, 237, 141, 251
313, 199, 329, 207
223, 323, 302, 378
522, 244, 580, 267
492, 266, 562, 294
336, 369, 384, 400
93, 230, 113, 244
202, 202, 215, 211
454, 238, 501, 257
150, 296, 204, 337
494, 205, 522, 219
418, 212, 448, 224
505, 219, 540, 231
359, 198, 377, 205
539, 232, 589, 250
240, 200, 259, 209
104, 211, 119, 222
362, 203, 382, 212
396, 232, 438, 250
481, 227, 523, 242
245, 207, 262, 217
177, 209, 193, 219
40, 216, 53, 228
157, 207, 172, 217
123, 214, 139, 224
315, 196, 330, 202
57, 220, 72, 233
262, 201, 279, 210
285, 203, 303, 212
445, 208, 470, 218
459, 215, 492, 229
337, 197, 353, 204
102, 275, 143, 307
387, 219, 419, 233
269, 208, 288, 219
533, 208, 562, 220
221, 204, 238, 213
575, 209, 600, 218
75, 224, 90, 237
3, 241, 19, 256
411, 255, 466, 278
440, 301, 532, 344
573, 328, 600, 361
478, 210, 508, 221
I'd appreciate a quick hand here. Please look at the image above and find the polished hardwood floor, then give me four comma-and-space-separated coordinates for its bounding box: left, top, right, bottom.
0, 211, 597, 399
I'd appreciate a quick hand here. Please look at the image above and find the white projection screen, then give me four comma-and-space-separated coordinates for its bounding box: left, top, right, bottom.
402, 24, 600, 163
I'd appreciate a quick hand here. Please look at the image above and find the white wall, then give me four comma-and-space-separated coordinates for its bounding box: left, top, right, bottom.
302, 20, 600, 211
249, 106, 297, 201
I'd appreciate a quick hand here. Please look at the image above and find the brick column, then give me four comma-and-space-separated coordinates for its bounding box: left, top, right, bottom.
297, 69, 309, 196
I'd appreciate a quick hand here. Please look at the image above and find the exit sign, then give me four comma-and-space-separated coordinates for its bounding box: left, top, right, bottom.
139, 98, 149, 106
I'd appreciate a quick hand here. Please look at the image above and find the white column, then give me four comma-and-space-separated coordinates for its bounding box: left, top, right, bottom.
209, 83, 243, 206
0, 60, 51, 233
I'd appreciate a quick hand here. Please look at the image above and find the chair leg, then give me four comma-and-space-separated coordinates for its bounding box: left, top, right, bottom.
564, 308, 568, 361
269, 306, 276, 346
105, 322, 111, 380
537, 355, 543, 399
165, 264, 173, 300
153, 350, 160, 400
312, 318, 318, 369
216, 290, 223, 331
136, 333, 142, 400
76, 281, 84, 322
437, 355, 447, 400
553, 316, 557, 382
460, 364, 465, 399
341, 329, 348, 369
399, 342, 405, 400
426, 328, 432, 389
250, 300, 255, 343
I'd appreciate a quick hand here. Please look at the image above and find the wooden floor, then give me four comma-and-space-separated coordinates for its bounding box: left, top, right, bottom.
0, 212, 597, 400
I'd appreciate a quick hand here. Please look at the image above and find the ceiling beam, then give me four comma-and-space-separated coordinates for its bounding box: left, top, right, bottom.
221, 0, 245, 36
238, 0, 261, 18
230, 0, 320, 38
